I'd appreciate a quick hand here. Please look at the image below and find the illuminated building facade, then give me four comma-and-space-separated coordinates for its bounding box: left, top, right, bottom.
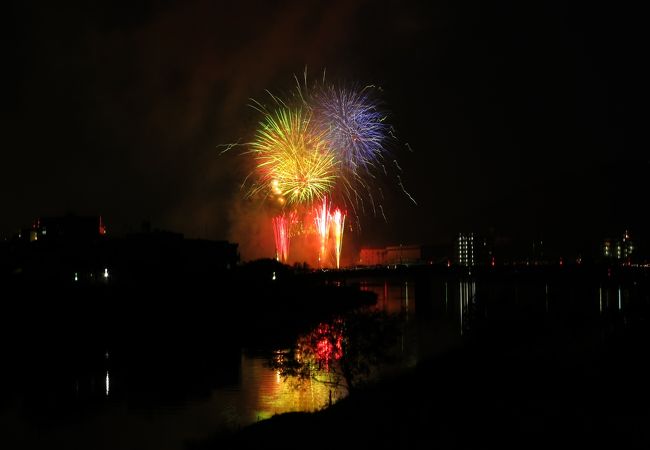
456, 233, 475, 267
602, 230, 634, 262
358, 244, 447, 266
359, 247, 386, 266
358, 245, 421, 266
385, 245, 422, 265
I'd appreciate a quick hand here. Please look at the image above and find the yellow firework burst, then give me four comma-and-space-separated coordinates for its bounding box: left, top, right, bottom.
249, 107, 338, 206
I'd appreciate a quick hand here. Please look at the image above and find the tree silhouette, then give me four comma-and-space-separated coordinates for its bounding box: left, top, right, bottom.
268, 309, 402, 394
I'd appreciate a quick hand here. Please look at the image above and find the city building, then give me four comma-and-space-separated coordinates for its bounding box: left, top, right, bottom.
602, 230, 634, 263
359, 247, 386, 266
455, 233, 475, 267
5, 215, 239, 283
21, 214, 107, 243
358, 244, 448, 266
453, 233, 496, 267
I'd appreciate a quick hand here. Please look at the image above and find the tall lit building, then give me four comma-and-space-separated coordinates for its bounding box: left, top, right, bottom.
456, 233, 475, 267
622, 229, 634, 261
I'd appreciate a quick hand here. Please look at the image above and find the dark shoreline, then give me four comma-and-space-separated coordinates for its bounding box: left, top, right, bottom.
191, 305, 650, 450
3, 264, 650, 450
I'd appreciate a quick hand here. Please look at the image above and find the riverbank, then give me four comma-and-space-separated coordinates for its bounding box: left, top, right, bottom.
192, 307, 650, 450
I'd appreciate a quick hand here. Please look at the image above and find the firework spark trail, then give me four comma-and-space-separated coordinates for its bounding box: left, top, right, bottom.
314, 197, 331, 268
247, 107, 338, 206
397, 175, 417, 205
368, 192, 376, 217
379, 205, 387, 223
272, 212, 294, 263
216, 141, 242, 155
331, 208, 346, 269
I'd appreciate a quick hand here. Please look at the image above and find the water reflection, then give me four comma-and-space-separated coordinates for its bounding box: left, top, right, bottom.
240, 354, 345, 423
545, 283, 549, 313
405, 281, 409, 315
599, 286, 603, 313
360, 278, 433, 368
269, 306, 402, 396
359, 279, 417, 316
268, 319, 347, 394
598, 283, 633, 316
619, 287, 622, 311
459, 280, 476, 336
445, 281, 448, 311
5, 273, 648, 450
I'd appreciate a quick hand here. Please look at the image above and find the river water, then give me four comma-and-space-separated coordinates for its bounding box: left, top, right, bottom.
2, 270, 647, 450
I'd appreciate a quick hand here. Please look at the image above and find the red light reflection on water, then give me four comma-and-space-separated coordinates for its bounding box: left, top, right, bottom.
297, 319, 344, 371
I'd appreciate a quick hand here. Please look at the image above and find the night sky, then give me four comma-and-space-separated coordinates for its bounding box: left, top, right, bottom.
3, 0, 646, 260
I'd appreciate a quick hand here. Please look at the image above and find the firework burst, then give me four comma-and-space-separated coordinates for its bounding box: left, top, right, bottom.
224, 72, 413, 267
247, 107, 338, 207
310, 84, 388, 173
294, 78, 402, 220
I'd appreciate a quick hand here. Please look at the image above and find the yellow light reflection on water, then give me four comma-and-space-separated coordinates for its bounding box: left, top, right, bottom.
241, 354, 347, 424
